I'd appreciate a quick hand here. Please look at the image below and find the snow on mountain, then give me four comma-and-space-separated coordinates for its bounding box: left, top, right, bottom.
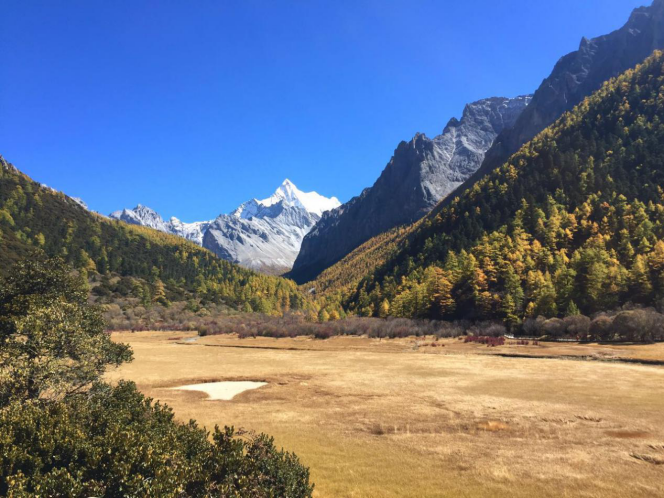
109, 181, 340, 274
232, 180, 340, 219
71, 197, 89, 210
110, 205, 172, 232
168, 218, 211, 246
109, 206, 210, 245
38, 181, 91, 212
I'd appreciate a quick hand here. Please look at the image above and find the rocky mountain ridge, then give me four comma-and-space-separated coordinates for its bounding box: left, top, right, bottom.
288, 95, 532, 284
469, 0, 664, 190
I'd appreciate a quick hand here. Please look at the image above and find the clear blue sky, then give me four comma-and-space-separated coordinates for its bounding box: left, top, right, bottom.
0, 0, 649, 221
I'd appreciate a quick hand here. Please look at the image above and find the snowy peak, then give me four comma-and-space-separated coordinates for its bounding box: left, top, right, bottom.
258, 179, 340, 216
233, 180, 340, 219
167, 217, 211, 245
109, 205, 210, 244
110, 204, 169, 232
205, 180, 341, 272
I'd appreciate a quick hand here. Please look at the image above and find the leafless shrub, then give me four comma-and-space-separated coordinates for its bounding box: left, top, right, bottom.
612, 309, 664, 342
523, 316, 546, 336
543, 318, 566, 338
590, 315, 614, 342
564, 315, 591, 340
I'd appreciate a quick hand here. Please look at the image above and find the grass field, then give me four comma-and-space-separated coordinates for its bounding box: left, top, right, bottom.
107, 332, 664, 497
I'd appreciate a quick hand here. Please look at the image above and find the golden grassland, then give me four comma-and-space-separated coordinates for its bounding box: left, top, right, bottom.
107, 332, 664, 497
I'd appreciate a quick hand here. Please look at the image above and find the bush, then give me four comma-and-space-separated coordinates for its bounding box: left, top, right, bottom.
464, 336, 506, 347
0, 258, 313, 497
590, 315, 614, 342
542, 318, 566, 338
564, 315, 591, 340
484, 324, 507, 337
611, 310, 664, 343
522, 316, 546, 336
0, 382, 314, 497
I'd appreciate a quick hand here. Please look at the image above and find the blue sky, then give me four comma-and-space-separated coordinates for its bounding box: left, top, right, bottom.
0, 0, 649, 221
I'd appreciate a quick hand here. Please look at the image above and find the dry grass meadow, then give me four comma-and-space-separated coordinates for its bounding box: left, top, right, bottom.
107, 332, 664, 497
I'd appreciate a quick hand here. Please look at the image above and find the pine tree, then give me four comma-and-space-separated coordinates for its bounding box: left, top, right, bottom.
566, 301, 580, 316
152, 279, 168, 307
318, 309, 330, 323
630, 254, 653, 302
378, 299, 390, 318
430, 268, 455, 318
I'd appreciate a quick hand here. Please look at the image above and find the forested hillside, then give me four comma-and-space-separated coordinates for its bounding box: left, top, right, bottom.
343, 52, 664, 324
0, 158, 307, 314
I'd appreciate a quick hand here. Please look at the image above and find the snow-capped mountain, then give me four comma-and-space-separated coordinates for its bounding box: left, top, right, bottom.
110, 205, 171, 232
168, 218, 211, 246
109, 205, 211, 245
109, 180, 340, 274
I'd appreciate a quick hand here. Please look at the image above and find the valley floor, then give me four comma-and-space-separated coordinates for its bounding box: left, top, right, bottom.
107, 332, 664, 497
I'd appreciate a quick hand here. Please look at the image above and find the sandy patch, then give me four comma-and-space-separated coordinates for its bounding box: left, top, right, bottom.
170, 381, 267, 400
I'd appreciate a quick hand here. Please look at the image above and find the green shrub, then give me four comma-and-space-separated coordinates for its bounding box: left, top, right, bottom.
0, 381, 313, 497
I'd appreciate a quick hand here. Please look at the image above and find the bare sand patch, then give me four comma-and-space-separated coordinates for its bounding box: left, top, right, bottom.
170, 381, 267, 400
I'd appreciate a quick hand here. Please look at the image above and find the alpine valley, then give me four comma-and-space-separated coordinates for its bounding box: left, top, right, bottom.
6, 2, 664, 498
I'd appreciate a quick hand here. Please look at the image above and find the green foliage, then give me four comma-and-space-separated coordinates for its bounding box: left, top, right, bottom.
0, 258, 132, 406
0, 164, 308, 314
0, 382, 313, 497
345, 51, 664, 322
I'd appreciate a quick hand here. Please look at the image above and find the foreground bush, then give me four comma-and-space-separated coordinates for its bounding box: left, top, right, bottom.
0, 381, 313, 497
0, 258, 132, 406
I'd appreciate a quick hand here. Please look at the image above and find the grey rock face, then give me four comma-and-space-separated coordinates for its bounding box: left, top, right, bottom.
0, 155, 19, 175
203, 203, 320, 275
474, 0, 664, 185
110, 205, 172, 233
288, 95, 531, 284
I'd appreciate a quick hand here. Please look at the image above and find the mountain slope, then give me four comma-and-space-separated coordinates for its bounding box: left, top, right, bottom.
111, 180, 340, 274
0, 157, 306, 313
470, 0, 664, 193
289, 95, 531, 284
343, 51, 664, 322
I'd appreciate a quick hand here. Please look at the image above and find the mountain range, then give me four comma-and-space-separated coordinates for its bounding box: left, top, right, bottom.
110, 180, 340, 274
5, 0, 664, 328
